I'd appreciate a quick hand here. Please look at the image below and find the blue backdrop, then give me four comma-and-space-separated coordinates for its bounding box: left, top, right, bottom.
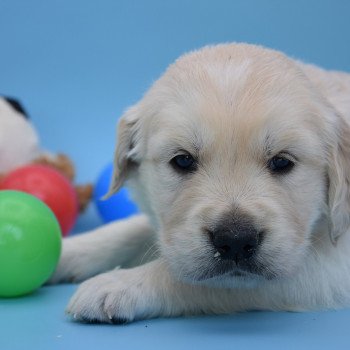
0, 0, 349, 185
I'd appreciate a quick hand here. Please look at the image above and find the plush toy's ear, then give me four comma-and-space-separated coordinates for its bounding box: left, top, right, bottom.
104, 106, 142, 198
327, 113, 350, 243
3, 96, 28, 118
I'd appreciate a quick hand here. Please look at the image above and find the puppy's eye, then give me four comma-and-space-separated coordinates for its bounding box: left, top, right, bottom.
170, 154, 197, 173
268, 155, 294, 174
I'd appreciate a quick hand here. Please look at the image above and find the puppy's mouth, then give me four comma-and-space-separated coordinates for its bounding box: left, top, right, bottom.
194, 258, 276, 283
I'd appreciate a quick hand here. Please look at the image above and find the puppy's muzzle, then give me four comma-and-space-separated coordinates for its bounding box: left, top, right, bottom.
207, 214, 263, 264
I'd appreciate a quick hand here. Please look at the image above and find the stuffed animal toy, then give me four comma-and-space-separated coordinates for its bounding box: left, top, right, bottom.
0, 96, 92, 212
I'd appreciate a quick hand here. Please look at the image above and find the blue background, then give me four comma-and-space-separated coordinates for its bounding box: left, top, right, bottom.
1, 0, 350, 349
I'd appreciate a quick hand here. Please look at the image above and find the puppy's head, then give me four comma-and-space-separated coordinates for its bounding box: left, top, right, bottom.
108, 44, 350, 287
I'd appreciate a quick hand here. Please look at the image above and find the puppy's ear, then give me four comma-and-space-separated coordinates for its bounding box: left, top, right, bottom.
104, 106, 142, 198
327, 113, 350, 243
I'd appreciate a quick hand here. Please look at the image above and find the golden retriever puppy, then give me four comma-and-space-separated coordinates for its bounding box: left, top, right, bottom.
50, 43, 350, 324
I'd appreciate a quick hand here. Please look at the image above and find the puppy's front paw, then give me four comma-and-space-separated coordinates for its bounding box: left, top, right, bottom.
66, 267, 160, 324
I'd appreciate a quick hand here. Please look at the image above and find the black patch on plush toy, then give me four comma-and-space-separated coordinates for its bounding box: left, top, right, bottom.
4, 97, 29, 119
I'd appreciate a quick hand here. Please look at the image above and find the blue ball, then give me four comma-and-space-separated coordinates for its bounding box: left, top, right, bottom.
93, 162, 139, 222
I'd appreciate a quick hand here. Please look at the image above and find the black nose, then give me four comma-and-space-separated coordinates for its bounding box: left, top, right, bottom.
209, 215, 261, 263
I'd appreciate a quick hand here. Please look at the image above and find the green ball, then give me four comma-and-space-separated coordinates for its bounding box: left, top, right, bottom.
0, 190, 62, 297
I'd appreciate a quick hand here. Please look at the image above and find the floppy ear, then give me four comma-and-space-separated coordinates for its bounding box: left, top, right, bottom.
104, 105, 142, 198
327, 113, 350, 243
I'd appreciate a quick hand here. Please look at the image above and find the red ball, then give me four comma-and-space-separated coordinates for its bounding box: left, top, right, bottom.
0, 164, 78, 236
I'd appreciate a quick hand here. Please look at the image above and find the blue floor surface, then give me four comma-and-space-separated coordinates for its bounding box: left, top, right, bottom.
2, 283, 350, 350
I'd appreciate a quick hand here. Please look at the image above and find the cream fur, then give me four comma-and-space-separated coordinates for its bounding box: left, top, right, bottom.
50, 43, 350, 323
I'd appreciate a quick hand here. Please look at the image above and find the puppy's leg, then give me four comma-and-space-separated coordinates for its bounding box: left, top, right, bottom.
49, 214, 156, 284
66, 259, 189, 323
66, 258, 259, 323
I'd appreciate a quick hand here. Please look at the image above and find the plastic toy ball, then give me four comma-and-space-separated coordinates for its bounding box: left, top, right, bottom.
0, 190, 62, 297
94, 162, 139, 222
0, 164, 78, 236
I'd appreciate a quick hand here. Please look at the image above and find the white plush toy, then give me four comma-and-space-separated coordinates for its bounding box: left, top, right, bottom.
0, 97, 41, 173
0, 96, 93, 211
